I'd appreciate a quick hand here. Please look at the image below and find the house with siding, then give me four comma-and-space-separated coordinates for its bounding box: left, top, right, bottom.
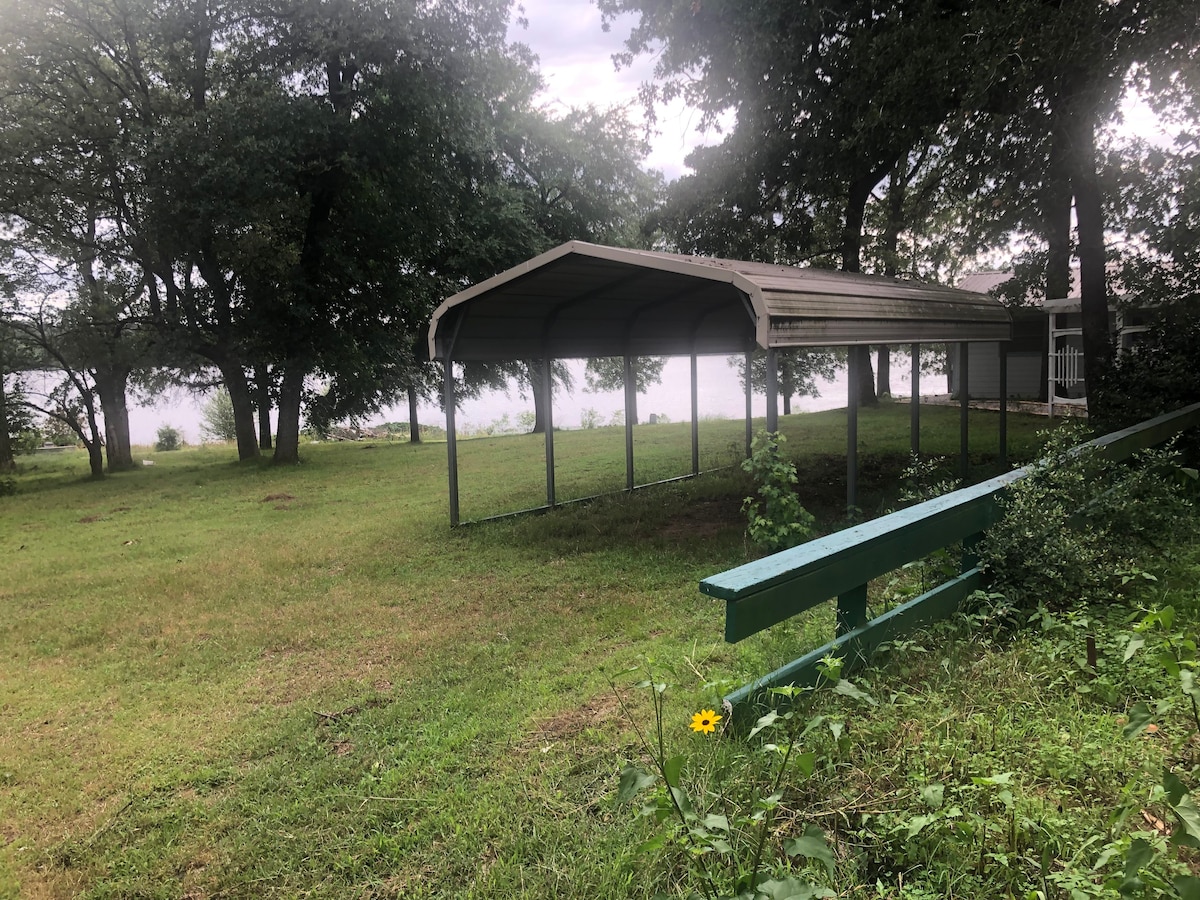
948, 269, 1147, 412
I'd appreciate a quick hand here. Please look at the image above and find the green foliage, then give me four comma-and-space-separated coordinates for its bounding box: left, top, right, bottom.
896, 454, 961, 506
1096, 297, 1200, 446
200, 389, 238, 443
614, 665, 864, 898
580, 407, 602, 429
741, 432, 816, 554
37, 414, 79, 448
977, 423, 1195, 611
584, 357, 668, 395
731, 350, 841, 411
154, 425, 182, 452
0, 406, 1081, 897
3, 375, 36, 450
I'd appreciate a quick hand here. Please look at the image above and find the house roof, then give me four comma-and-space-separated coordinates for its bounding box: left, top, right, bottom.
429, 242, 1012, 361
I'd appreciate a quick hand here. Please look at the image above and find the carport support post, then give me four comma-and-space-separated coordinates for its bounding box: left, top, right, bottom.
847, 347, 859, 515
910, 342, 920, 457
690, 352, 699, 476
999, 342, 1009, 468
744, 350, 753, 457
765, 347, 779, 433
443, 357, 460, 527
959, 342, 970, 480
543, 358, 556, 507
624, 355, 635, 491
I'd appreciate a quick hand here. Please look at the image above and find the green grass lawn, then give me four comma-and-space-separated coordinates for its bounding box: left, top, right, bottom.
1, 403, 1192, 898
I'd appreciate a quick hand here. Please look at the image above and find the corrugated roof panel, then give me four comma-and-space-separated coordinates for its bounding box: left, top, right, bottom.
430, 241, 1010, 361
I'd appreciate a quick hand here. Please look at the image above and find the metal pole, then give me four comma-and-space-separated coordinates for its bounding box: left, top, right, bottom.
765, 347, 779, 433
690, 352, 699, 476
959, 342, 970, 481
910, 342, 920, 457
999, 342, 1009, 468
444, 357, 459, 527
847, 347, 858, 515
745, 349, 753, 457
543, 358, 556, 507
624, 355, 635, 491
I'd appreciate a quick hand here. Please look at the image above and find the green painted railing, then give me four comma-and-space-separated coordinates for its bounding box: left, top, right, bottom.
702, 402, 1200, 714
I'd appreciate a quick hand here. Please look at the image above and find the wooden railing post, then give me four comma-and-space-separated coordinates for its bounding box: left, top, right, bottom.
837, 583, 869, 637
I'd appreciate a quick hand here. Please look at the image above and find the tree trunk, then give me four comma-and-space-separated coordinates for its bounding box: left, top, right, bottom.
86, 438, 104, 479
1068, 106, 1112, 417
842, 168, 885, 407
222, 364, 260, 461
781, 358, 794, 415
529, 359, 547, 434
1044, 115, 1074, 302
272, 364, 306, 465
96, 368, 134, 471
407, 384, 421, 443
254, 363, 272, 450
876, 346, 891, 397
77, 398, 105, 479
0, 375, 15, 472
849, 346, 876, 407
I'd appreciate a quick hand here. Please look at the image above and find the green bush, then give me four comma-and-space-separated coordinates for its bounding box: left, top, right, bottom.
155, 425, 182, 452
741, 431, 816, 554
1095, 296, 1200, 455
978, 423, 1195, 611
200, 388, 237, 442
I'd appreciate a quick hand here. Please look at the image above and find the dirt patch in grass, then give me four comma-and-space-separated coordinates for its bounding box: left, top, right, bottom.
260, 493, 295, 503
659, 498, 743, 542
529, 693, 622, 742
78, 514, 106, 524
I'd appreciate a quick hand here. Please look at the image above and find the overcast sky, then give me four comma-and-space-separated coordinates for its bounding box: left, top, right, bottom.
508, 1, 1176, 181
507, 1, 717, 181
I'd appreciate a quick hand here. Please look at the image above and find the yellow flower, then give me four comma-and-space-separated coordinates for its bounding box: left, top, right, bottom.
690, 709, 722, 734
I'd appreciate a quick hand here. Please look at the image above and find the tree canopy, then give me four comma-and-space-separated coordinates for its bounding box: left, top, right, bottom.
0, 0, 663, 457
602, 0, 1200, 419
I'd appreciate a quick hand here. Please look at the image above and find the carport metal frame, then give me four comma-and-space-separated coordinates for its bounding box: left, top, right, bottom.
429, 242, 1013, 525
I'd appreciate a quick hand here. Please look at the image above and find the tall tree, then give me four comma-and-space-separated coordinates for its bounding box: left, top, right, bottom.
732, 349, 841, 415
583, 356, 668, 426
602, 0, 981, 407
441, 103, 663, 434
0, 0, 526, 464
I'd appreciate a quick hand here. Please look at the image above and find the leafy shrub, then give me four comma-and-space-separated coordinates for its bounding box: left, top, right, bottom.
1095, 296, 1200, 456
200, 388, 237, 442
741, 431, 816, 553
41, 415, 80, 447
0, 476, 15, 497
977, 423, 1195, 611
155, 425, 182, 452
897, 454, 961, 505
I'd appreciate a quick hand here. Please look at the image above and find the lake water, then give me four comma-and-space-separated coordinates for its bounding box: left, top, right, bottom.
124, 351, 937, 446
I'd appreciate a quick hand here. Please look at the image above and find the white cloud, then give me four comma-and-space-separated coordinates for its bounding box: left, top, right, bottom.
508, 1, 721, 181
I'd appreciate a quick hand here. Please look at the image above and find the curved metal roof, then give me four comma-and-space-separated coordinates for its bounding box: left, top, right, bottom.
429, 241, 1011, 361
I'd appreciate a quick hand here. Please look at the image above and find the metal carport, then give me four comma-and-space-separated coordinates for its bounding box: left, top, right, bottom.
428, 241, 1012, 524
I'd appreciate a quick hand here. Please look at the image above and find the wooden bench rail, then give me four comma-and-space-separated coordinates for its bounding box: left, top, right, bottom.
708, 401, 1200, 712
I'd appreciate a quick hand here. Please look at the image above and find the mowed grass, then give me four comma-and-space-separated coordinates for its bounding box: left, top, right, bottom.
1, 404, 1058, 897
